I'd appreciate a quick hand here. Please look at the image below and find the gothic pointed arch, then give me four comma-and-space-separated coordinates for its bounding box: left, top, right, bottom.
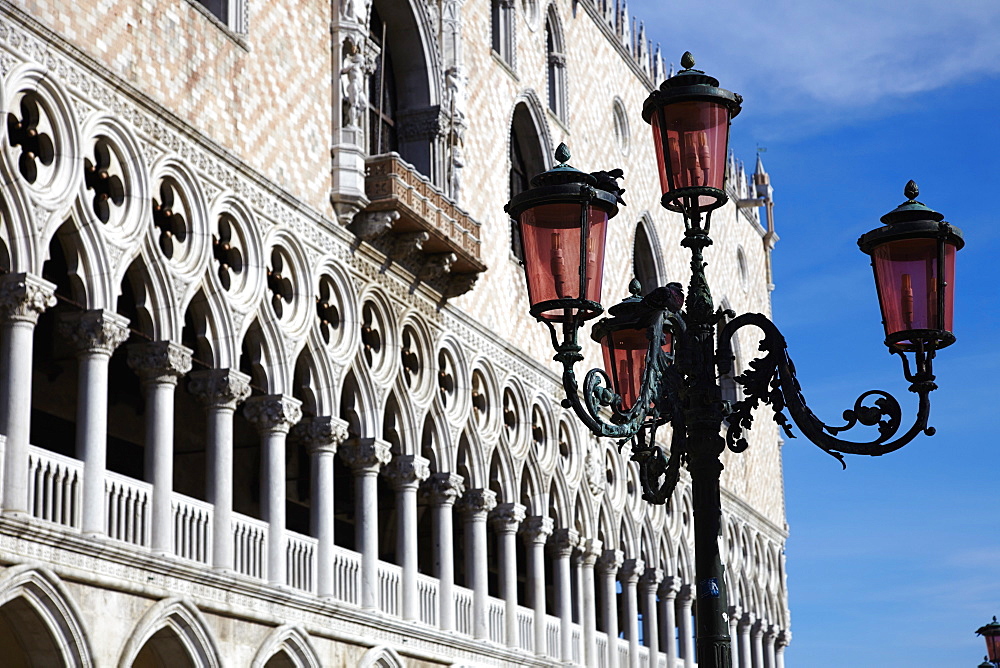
0, 565, 94, 668
250, 625, 321, 668
632, 212, 665, 295
486, 444, 515, 504
544, 3, 567, 122
508, 93, 552, 260
517, 454, 545, 516
117, 598, 220, 668
357, 644, 406, 668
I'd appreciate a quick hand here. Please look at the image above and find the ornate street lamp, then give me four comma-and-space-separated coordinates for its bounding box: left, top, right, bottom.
977, 617, 1000, 666
505, 52, 964, 668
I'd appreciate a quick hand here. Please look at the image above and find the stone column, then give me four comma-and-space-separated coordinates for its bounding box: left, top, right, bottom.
678, 584, 695, 668
58, 310, 130, 536
0, 274, 55, 514
292, 415, 349, 597
188, 369, 250, 571
243, 395, 302, 585
127, 342, 191, 553
521, 515, 553, 655
620, 558, 644, 668
457, 488, 497, 639
424, 472, 464, 631
490, 501, 525, 647
659, 576, 680, 667
751, 619, 765, 668
597, 549, 623, 668
728, 605, 742, 668
640, 567, 663, 660
764, 623, 777, 668
775, 629, 790, 668
737, 612, 754, 668
549, 527, 578, 662
339, 438, 392, 609
577, 537, 602, 668
384, 454, 430, 620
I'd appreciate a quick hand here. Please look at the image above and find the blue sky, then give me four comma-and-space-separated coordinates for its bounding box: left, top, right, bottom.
625, 1, 1000, 665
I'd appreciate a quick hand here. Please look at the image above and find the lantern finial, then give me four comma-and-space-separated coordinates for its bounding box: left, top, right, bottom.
629, 278, 642, 296
680, 51, 695, 70
555, 143, 571, 165
904, 180, 919, 201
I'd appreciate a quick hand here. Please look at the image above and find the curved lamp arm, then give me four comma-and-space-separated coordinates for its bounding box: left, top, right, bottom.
717, 313, 936, 466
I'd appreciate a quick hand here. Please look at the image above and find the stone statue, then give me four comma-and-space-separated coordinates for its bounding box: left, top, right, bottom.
341, 39, 367, 129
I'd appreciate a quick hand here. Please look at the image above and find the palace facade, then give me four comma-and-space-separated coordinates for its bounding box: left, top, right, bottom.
0, 0, 788, 665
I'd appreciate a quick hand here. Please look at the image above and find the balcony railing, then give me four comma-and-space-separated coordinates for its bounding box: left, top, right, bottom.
363, 153, 486, 297
20, 447, 686, 666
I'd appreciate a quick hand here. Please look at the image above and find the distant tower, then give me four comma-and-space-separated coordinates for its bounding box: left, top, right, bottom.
754, 153, 778, 291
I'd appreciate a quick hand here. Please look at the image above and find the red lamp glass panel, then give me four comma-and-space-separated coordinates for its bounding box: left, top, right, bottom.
599, 327, 672, 411
601, 327, 648, 411
871, 238, 956, 345
651, 100, 730, 205
520, 202, 609, 321
987, 633, 1000, 662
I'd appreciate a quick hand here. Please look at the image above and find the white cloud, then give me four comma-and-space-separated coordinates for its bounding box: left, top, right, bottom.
629, 0, 1000, 136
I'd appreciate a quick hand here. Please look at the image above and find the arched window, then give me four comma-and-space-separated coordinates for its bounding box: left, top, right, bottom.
632, 219, 660, 295
545, 10, 567, 122
195, 0, 246, 32
368, 7, 398, 156
492, 0, 515, 66
509, 103, 546, 261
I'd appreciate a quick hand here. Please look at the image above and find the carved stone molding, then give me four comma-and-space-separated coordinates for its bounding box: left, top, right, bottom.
57, 310, 131, 357
659, 575, 682, 598
383, 454, 430, 491
126, 341, 192, 385
339, 438, 392, 474
188, 368, 252, 410
639, 566, 663, 592
618, 558, 645, 583
575, 537, 603, 566
489, 502, 526, 534
596, 549, 624, 576
0, 273, 56, 325
291, 415, 351, 455
519, 515, 553, 546
416, 252, 456, 281
456, 488, 497, 520
352, 209, 399, 240
548, 527, 579, 557
422, 472, 465, 507
243, 395, 303, 434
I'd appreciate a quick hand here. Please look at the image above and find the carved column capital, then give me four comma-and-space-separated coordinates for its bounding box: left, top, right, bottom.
574, 537, 603, 566
127, 341, 192, 385
639, 566, 663, 592
243, 395, 302, 435
422, 472, 465, 507
0, 273, 55, 324
659, 575, 682, 598
384, 454, 430, 491
728, 604, 743, 621
58, 309, 130, 357
765, 623, 778, 640
339, 438, 392, 474
188, 368, 252, 409
740, 611, 757, 630
776, 629, 791, 648
457, 488, 497, 520
619, 558, 645, 584
291, 415, 350, 455
519, 515, 553, 546
548, 527, 579, 558
489, 502, 525, 534
751, 619, 765, 637
596, 549, 624, 576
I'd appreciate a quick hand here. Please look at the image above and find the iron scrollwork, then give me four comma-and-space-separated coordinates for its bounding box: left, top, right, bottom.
717, 313, 936, 466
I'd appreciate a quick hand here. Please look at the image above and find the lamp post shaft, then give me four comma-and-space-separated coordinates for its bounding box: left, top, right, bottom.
682, 228, 732, 668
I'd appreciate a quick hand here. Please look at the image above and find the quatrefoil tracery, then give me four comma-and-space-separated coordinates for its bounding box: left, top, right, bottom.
152, 180, 188, 259
316, 275, 342, 344
360, 303, 383, 367
84, 138, 125, 224
213, 215, 245, 291
267, 249, 294, 318
400, 327, 421, 388
7, 94, 54, 184
437, 350, 456, 406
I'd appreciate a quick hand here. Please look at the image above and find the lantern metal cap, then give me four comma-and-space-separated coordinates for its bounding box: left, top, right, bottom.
880, 180, 945, 225
858, 181, 964, 254
530, 143, 597, 188
642, 51, 743, 123
977, 616, 1000, 637
590, 280, 682, 343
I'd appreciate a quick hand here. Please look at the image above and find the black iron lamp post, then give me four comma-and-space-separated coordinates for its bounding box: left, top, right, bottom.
977, 617, 1000, 667
505, 52, 964, 668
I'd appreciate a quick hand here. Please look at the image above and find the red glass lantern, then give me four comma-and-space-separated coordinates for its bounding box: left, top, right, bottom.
642, 52, 742, 213
505, 144, 620, 323
591, 284, 675, 412
977, 617, 1000, 663
858, 181, 964, 353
